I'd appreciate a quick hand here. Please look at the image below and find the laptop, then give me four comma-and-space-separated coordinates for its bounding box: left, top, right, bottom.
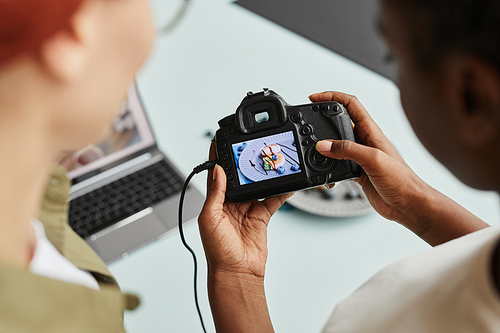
65, 83, 205, 264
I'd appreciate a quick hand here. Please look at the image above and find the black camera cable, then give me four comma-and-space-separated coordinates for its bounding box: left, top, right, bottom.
178, 160, 217, 333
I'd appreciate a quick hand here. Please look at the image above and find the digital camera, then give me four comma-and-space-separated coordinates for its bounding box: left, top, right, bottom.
215, 89, 362, 203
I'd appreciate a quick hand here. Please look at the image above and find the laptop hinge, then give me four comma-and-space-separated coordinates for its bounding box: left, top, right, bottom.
70, 152, 158, 195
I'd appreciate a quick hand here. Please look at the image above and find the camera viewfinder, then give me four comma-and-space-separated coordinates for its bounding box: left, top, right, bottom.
254, 110, 270, 124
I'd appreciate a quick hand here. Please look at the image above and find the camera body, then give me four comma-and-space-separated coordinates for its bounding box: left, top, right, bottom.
215, 89, 362, 203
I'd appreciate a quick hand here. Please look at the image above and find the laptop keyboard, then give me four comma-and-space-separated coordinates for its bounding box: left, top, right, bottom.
68, 160, 185, 238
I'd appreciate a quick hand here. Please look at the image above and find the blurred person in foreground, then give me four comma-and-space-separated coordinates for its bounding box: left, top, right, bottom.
0, 0, 153, 330
198, 0, 500, 332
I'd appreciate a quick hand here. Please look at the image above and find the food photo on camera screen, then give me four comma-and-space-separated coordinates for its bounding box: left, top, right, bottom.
232, 131, 302, 185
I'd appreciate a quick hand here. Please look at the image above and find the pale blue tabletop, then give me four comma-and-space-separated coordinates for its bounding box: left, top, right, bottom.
108, 1, 500, 332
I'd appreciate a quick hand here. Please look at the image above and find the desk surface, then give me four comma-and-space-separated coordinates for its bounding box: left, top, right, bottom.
108, 1, 500, 332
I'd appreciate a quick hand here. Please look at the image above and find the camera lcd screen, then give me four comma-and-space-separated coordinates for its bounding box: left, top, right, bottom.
232, 131, 302, 185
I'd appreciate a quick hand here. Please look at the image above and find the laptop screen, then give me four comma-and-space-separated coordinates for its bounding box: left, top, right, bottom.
59, 84, 156, 180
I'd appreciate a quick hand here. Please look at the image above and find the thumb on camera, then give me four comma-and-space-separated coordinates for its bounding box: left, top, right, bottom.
316, 139, 374, 170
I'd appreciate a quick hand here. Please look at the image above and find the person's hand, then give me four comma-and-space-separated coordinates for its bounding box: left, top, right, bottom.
198, 142, 292, 279
311, 91, 431, 226
198, 143, 291, 333
310, 91, 489, 246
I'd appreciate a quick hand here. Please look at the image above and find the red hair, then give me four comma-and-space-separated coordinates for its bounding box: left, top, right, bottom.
0, 0, 84, 65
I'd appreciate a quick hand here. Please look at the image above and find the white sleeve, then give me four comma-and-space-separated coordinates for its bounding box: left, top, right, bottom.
323, 226, 500, 333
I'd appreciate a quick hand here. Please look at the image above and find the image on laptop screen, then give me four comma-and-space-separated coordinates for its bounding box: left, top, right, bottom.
57, 85, 155, 180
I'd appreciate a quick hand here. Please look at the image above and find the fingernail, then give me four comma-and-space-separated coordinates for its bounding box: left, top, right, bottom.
316, 141, 333, 152
213, 165, 218, 181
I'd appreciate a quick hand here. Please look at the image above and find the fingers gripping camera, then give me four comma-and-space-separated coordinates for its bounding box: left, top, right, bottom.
215, 89, 362, 203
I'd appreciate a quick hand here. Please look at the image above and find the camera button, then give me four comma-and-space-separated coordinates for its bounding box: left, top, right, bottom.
300, 125, 313, 136
310, 176, 321, 185
322, 104, 331, 111
313, 153, 327, 163
310, 175, 326, 186
218, 142, 227, 150
306, 147, 335, 173
323, 104, 342, 116
229, 128, 236, 135
312, 104, 320, 111
219, 115, 234, 128
222, 153, 229, 161
301, 139, 310, 147
290, 112, 302, 123
227, 173, 234, 181
224, 163, 232, 171
220, 130, 227, 137
228, 183, 236, 191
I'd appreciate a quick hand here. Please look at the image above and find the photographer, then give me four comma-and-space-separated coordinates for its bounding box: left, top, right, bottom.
199, 0, 500, 331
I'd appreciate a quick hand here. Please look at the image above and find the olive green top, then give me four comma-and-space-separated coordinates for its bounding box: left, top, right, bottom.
0, 166, 139, 332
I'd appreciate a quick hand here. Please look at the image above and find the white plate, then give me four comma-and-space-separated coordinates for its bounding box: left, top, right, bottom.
286, 181, 374, 217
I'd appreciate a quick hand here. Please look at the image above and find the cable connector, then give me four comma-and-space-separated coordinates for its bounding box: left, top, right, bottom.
193, 160, 217, 174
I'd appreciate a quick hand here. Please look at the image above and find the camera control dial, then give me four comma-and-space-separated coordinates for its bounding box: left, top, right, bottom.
306, 147, 335, 173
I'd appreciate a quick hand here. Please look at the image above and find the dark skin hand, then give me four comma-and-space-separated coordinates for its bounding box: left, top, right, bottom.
313, 91, 420, 223
201, 143, 292, 278
198, 142, 292, 333
312, 91, 489, 245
